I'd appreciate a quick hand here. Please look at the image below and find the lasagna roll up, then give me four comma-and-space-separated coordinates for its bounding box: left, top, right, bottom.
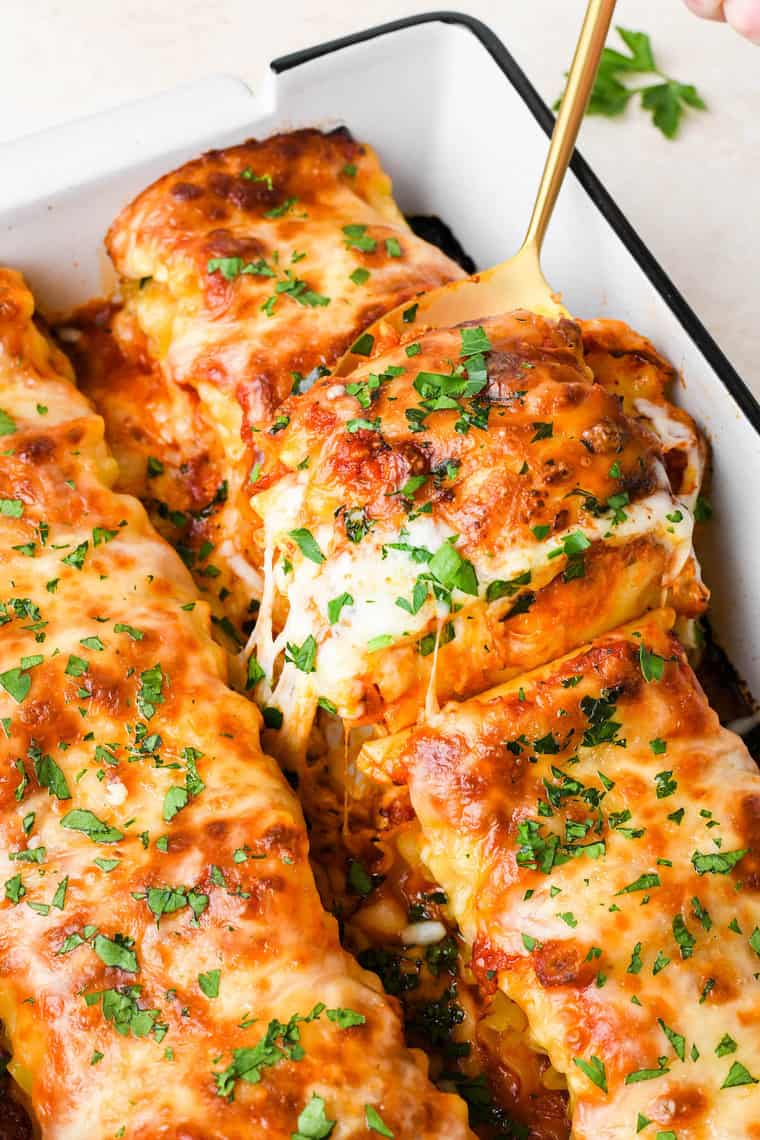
73, 129, 464, 634
359, 612, 760, 1139
0, 268, 473, 1139
248, 310, 707, 761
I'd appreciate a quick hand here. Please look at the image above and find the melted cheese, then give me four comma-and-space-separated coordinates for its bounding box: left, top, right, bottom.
363, 612, 760, 1139
0, 268, 474, 1140
249, 310, 706, 753
71, 130, 464, 634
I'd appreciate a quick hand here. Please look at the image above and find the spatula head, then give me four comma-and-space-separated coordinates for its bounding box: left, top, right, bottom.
334, 244, 568, 377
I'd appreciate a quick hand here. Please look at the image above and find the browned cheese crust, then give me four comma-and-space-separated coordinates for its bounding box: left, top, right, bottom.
248, 310, 707, 765
361, 613, 760, 1139
68, 129, 464, 635
0, 268, 474, 1140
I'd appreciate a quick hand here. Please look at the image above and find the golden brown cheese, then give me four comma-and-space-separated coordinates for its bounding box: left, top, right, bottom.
579, 319, 705, 514
0, 268, 474, 1140
360, 612, 760, 1139
87, 129, 464, 633
247, 310, 707, 763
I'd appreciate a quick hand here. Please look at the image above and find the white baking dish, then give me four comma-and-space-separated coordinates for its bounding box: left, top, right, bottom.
0, 11, 757, 700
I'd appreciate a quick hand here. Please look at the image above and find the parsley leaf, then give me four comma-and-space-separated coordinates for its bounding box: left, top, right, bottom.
61, 809, 123, 844
722, 1061, 759, 1088
573, 1055, 607, 1093
557, 26, 707, 139
94, 933, 138, 973
327, 592, 353, 624
691, 849, 747, 875
198, 969, 221, 998
285, 635, 317, 674
365, 1105, 394, 1137
292, 1094, 335, 1139
289, 528, 325, 564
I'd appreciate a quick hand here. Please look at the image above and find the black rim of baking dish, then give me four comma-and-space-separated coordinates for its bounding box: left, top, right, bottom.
272, 9, 760, 436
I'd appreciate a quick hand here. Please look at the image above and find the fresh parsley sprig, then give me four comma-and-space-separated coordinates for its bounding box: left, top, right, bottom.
558, 27, 707, 139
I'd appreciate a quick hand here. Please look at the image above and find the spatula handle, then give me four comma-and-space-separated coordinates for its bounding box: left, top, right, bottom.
523, 0, 616, 253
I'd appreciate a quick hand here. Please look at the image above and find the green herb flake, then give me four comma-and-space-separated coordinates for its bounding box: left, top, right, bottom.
61, 809, 123, 844
137, 664, 165, 720
198, 969, 221, 998
327, 592, 353, 624
691, 849, 747, 875
350, 332, 375, 357
722, 1061, 759, 1088
292, 1093, 335, 1139
94, 933, 138, 973
365, 1105, 394, 1137
325, 1007, 366, 1029
288, 528, 325, 565
573, 1055, 607, 1093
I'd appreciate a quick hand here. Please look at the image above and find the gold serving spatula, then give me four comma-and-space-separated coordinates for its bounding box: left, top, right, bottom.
335, 0, 616, 375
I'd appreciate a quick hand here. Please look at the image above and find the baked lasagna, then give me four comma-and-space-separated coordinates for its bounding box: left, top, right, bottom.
247, 309, 706, 762
0, 268, 472, 1139
359, 611, 760, 1138
2, 123, 754, 1140
69, 129, 464, 639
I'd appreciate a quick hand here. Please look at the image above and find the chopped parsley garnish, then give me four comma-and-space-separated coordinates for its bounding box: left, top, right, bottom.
32, 747, 71, 800
214, 1004, 348, 1101
245, 654, 265, 690
486, 570, 531, 604
292, 1094, 335, 1139
163, 749, 205, 822
137, 664, 165, 720
85, 985, 164, 1040
573, 1055, 607, 1093
722, 1061, 759, 1088
625, 1061, 670, 1084
343, 506, 373, 543
61, 809, 123, 844
327, 592, 353, 624
94, 933, 138, 973
365, 1105, 394, 1137
325, 1007, 366, 1029
263, 197, 297, 218
691, 849, 747, 875
262, 706, 283, 730
346, 416, 381, 433
654, 769, 677, 798
658, 1018, 685, 1060
672, 914, 696, 959
616, 872, 660, 895
61, 541, 88, 570
198, 969, 221, 998
288, 528, 325, 564
350, 332, 375, 357
342, 224, 376, 253
639, 644, 665, 682
285, 635, 317, 674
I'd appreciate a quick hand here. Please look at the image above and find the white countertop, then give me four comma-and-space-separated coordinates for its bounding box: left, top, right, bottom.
1, 0, 758, 391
